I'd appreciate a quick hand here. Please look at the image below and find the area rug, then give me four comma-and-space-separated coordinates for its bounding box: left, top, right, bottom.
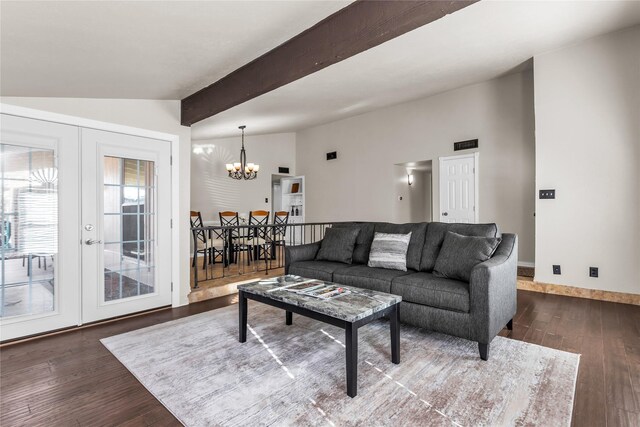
101, 302, 580, 426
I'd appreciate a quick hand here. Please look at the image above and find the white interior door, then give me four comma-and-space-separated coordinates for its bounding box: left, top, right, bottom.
0, 114, 80, 340
81, 128, 171, 323
439, 153, 478, 223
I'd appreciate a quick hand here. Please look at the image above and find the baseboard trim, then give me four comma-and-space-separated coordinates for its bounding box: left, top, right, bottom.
0, 305, 172, 347
517, 261, 535, 268
517, 279, 639, 306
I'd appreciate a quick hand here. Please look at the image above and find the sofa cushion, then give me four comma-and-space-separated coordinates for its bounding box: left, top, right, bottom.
315, 227, 360, 264
433, 231, 501, 282
420, 222, 500, 272
331, 222, 375, 264
391, 272, 470, 313
374, 222, 427, 271
333, 265, 413, 294
288, 260, 351, 282
367, 232, 412, 271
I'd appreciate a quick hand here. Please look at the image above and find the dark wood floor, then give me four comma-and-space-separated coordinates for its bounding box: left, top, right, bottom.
1, 290, 638, 426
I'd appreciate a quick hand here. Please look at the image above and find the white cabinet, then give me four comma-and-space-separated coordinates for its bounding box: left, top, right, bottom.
280, 176, 305, 221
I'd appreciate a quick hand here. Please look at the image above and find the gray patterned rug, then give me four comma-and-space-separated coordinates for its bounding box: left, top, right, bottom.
101, 302, 579, 426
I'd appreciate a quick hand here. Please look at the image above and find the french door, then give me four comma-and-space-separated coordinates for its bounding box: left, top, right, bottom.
0, 115, 81, 340
81, 129, 171, 323
0, 114, 172, 341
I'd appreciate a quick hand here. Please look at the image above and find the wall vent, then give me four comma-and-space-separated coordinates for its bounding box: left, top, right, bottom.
454, 139, 479, 151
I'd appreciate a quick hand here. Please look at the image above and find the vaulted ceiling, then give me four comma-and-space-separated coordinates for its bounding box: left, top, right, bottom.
0, 1, 349, 99
190, 0, 640, 139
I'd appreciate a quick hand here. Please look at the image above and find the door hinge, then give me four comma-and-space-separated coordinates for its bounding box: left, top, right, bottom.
170, 155, 173, 166
171, 282, 174, 291
170, 219, 173, 228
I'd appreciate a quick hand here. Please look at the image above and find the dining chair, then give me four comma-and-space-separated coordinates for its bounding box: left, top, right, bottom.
190, 211, 225, 269
248, 210, 270, 267
219, 211, 246, 265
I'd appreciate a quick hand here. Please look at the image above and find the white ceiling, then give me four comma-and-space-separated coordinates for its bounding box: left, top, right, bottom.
0, 0, 350, 99
2, 1, 639, 140
192, 0, 640, 139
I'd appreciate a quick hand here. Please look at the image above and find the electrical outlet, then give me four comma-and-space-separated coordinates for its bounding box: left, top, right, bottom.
265, 197, 268, 203
553, 265, 561, 275
539, 189, 556, 199
589, 267, 599, 278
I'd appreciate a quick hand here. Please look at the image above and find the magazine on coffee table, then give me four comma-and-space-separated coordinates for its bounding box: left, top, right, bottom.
263, 275, 311, 291
286, 281, 351, 300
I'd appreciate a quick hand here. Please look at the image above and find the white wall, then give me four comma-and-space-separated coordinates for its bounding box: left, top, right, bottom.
393, 168, 432, 224
191, 132, 296, 222
0, 97, 192, 305
296, 71, 536, 264
534, 26, 640, 294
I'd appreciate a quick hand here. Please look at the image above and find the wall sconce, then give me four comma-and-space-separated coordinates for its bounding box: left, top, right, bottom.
407, 174, 414, 186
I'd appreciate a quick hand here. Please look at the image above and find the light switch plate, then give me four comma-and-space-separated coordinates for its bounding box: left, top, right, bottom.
539, 189, 556, 199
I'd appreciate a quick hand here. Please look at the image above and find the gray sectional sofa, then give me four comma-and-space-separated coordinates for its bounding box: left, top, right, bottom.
285, 221, 518, 360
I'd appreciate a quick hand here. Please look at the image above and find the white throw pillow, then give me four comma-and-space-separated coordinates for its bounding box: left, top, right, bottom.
367, 232, 412, 271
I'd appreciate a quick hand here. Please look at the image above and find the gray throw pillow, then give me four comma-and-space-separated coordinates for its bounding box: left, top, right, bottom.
315, 227, 360, 264
433, 231, 501, 282
367, 232, 412, 271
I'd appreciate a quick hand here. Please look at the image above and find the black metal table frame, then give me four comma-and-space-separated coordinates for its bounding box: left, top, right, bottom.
238, 289, 400, 398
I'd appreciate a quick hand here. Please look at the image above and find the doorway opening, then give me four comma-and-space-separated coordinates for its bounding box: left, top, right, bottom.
271, 174, 287, 214
393, 160, 432, 223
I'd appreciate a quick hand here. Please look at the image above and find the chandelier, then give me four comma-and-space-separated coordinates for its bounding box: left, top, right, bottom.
225, 125, 259, 180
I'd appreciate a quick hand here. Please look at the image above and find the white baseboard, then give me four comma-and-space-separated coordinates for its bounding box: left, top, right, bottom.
518, 261, 535, 268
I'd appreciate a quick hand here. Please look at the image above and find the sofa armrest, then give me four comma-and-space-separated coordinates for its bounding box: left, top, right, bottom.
284, 241, 322, 273
469, 233, 518, 344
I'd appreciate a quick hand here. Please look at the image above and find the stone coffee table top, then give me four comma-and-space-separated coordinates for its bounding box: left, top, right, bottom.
238, 275, 401, 323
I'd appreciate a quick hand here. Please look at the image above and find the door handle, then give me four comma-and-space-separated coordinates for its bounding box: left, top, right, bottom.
442, 212, 448, 216
85, 239, 103, 245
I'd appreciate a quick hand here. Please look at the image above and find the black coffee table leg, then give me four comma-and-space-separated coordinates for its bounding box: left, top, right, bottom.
346, 323, 358, 398
285, 310, 292, 325
239, 290, 247, 343
390, 303, 400, 364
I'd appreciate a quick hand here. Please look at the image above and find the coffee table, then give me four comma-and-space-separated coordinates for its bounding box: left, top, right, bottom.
237, 275, 402, 397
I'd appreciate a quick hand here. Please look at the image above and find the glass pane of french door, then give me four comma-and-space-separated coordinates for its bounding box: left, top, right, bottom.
0, 144, 57, 318
103, 157, 156, 301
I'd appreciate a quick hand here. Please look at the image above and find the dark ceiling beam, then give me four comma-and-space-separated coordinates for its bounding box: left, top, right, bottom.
181, 0, 479, 126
